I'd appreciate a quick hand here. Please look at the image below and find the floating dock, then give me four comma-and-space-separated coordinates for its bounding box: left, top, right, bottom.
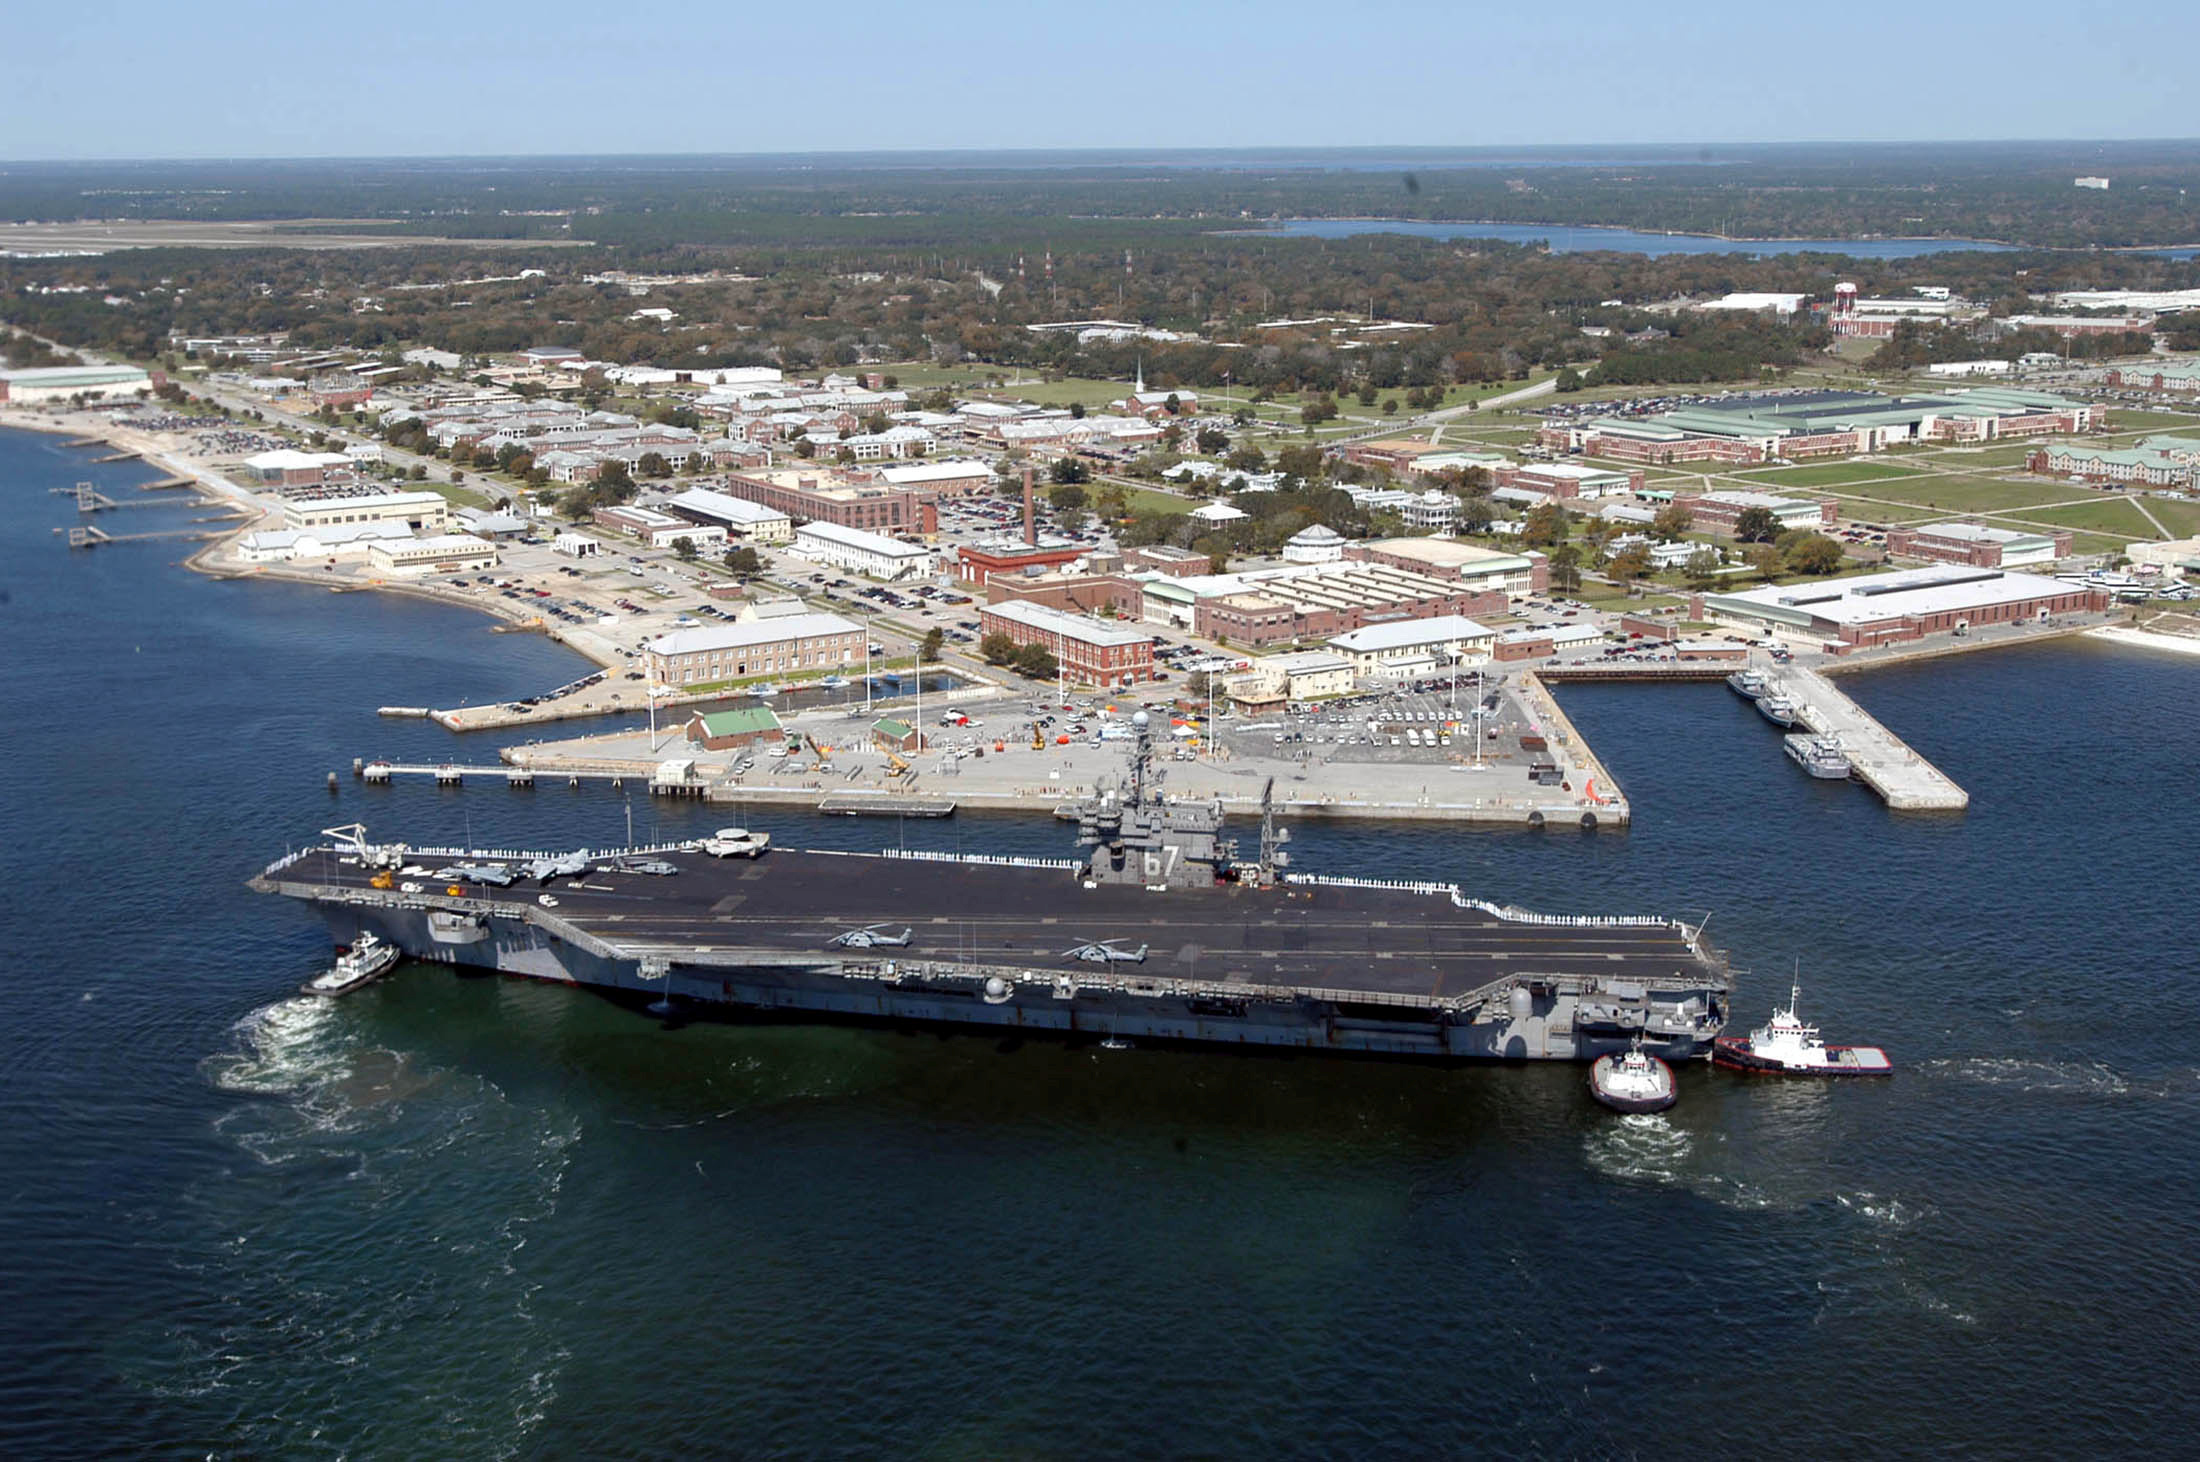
1776, 667, 1969, 811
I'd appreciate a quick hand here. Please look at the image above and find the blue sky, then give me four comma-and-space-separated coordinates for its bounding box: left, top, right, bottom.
2, 0, 2190, 159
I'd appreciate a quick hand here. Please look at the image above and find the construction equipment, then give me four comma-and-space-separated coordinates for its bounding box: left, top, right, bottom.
886, 752, 911, 777
1031, 723, 1045, 750
369, 870, 395, 890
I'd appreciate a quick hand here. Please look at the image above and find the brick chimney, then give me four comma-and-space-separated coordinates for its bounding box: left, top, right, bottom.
1022, 465, 1036, 546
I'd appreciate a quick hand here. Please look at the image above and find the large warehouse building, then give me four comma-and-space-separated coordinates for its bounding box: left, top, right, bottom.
0, 364, 153, 403
1702, 567, 2108, 651
1885, 521, 2071, 569
1540, 388, 2094, 465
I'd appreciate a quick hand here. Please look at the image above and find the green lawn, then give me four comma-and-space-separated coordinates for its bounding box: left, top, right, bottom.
1733, 459, 1934, 488
2101, 409, 2200, 435
2142, 497, 2200, 538
1115, 484, 1193, 515
1833, 497, 1940, 525
1838, 475, 2082, 515
1991, 497, 2160, 538
1925, 442, 2052, 468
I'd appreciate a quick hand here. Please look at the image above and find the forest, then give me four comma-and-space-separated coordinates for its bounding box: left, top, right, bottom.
6, 147, 2198, 393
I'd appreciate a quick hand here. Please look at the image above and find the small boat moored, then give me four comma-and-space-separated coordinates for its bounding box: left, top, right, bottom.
699, 827, 771, 858
1726, 669, 1770, 700
1783, 733, 1852, 780
301, 930, 401, 997
1589, 1038, 1679, 1113
1714, 977, 1891, 1077
1756, 691, 1799, 727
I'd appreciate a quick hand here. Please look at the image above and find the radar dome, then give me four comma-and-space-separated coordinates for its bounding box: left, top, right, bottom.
1132, 710, 1150, 729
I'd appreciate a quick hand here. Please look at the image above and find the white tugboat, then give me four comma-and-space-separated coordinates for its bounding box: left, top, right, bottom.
1714, 975, 1891, 1077
301, 930, 401, 998
1588, 1037, 1679, 1113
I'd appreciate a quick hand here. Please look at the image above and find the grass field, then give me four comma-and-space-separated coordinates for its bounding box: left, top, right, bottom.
1733, 459, 1933, 488
1928, 442, 2052, 468
1993, 497, 2160, 538
2142, 497, 2200, 538
1832, 497, 1939, 524
1835, 475, 2082, 514
2101, 409, 2200, 435
1116, 484, 1193, 516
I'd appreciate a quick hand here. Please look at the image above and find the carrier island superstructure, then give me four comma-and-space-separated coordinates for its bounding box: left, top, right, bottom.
252, 715, 1731, 1061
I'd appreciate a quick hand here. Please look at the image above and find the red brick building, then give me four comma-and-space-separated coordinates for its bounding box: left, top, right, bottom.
717, 468, 937, 535
980, 600, 1156, 688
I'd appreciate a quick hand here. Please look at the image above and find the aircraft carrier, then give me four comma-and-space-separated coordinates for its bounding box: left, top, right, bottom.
253, 716, 1731, 1061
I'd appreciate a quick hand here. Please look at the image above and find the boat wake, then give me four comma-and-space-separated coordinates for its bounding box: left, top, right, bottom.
118, 998, 584, 1456
1920, 1056, 2134, 1097
1580, 1115, 1778, 1209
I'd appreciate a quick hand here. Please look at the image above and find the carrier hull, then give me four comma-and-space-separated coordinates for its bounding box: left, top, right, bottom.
254, 843, 1732, 1063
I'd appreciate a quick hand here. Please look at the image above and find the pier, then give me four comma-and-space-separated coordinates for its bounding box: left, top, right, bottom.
354, 759, 705, 796
1774, 667, 1969, 811
64, 523, 226, 549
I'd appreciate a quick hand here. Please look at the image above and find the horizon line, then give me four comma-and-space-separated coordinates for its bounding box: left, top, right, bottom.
4, 137, 2199, 168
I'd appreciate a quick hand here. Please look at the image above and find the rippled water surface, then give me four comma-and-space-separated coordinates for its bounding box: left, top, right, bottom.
4, 427, 2197, 1455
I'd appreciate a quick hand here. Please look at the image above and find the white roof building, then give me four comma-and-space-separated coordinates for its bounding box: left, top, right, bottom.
792, 520, 933, 581
1327, 615, 1495, 672
1283, 524, 1348, 564
665, 487, 794, 542
1190, 501, 1249, 524
649, 612, 860, 659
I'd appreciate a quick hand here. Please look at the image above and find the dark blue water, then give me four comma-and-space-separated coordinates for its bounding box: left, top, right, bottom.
1237, 219, 2029, 257
5, 425, 2199, 1456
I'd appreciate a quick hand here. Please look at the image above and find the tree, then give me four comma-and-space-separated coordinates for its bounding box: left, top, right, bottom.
1650, 503, 1694, 541
723, 545, 763, 576
919, 627, 944, 663
1784, 533, 1846, 576
793, 438, 816, 459
1683, 547, 1723, 589
1094, 484, 1129, 519
979, 631, 1018, 665
1548, 543, 1583, 595
1555, 367, 1585, 393
672, 536, 698, 562
1275, 444, 1326, 483
1068, 401, 1086, 420
1381, 398, 1399, 416
1733, 506, 1782, 543
1300, 397, 1338, 428
1522, 502, 1572, 548
1745, 543, 1784, 582
1195, 427, 1229, 455
1225, 443, 1268, 474
1608, 542, 1653, 581
1454, 496, 1496, 535
1049, 457, 1089, 486
1058, 506, 1090, 534
1012, 641, 1059, 680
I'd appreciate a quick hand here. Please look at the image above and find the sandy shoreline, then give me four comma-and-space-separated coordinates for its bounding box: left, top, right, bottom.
2088, 624, 2200, 657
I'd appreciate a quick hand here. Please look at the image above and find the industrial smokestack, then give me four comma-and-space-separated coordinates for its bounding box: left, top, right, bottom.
1022, 465, 1035, 547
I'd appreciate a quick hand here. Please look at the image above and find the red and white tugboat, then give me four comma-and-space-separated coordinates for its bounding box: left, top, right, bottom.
1714, 976, 1891, 1077
1589, 1037, 1678, 1113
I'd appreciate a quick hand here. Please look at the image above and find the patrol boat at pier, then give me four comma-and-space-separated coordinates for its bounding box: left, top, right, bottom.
253, 715, 1731, 1062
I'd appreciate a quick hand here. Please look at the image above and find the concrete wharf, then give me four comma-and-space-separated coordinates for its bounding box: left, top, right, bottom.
1773, 667, 1969, 811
